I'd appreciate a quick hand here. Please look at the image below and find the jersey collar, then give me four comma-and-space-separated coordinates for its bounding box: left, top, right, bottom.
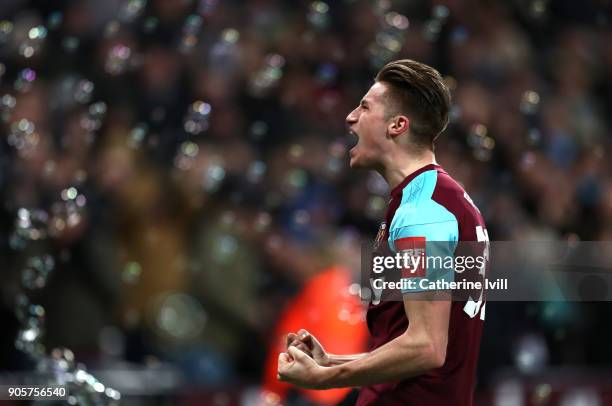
390, 163, 443, 198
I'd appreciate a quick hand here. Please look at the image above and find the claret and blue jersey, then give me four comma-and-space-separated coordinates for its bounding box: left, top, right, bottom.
358, 163, 489, 406
389, 166, 460, 292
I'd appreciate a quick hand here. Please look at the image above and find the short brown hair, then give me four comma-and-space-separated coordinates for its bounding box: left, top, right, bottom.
375, 59, 451, 150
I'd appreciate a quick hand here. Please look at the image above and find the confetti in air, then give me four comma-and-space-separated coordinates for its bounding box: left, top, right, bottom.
520, 90, 541, 115
423, 5, 449, 42
467, 123, 495, 162
308, 1, 331, 29
119, 0, 148, 23
1, 93, 16, 122
7, 118, 39, 158
14, 68, 37, 93
105, 44, 132, 75
0, 20, 14, 45
368, 6, 409, 68
179, 15, 203, 54
183, 100, 212, 134
10, 189, 121, 405
249, 54, 285, 97
19, 25, 47, 58
0, 0, 605, 403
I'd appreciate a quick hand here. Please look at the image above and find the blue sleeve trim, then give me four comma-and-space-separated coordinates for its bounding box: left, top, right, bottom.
388, 170, 459, 293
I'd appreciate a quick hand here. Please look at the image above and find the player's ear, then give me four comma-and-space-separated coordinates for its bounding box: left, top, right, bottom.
387, 115, 409, 138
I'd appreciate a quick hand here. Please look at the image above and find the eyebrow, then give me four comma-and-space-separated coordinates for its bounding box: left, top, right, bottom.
360, 99, 369, 107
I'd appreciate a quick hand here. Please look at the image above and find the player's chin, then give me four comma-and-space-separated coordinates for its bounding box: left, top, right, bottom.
349, 156, 364, 169
349, 151, 373, 169
349, 148, 363, 169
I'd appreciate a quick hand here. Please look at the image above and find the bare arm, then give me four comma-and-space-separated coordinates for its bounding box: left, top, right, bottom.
319, 292, 450, 388
279, 292, 451, 389
286, 330, 367, 366
326, 353, 367, 366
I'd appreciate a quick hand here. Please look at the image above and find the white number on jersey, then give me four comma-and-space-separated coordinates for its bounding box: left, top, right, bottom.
463, 225, 489, 320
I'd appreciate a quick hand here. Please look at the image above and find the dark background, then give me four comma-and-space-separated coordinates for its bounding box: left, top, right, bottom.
1, 0, 612, 404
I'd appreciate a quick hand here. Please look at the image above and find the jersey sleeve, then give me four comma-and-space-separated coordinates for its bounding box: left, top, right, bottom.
389, 219, 459, 293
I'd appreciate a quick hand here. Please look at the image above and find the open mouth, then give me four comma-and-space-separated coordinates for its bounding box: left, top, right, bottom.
346, 129, 359, 150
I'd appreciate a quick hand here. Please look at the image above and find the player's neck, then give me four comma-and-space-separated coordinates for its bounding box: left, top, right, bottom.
379, 149, 437, 190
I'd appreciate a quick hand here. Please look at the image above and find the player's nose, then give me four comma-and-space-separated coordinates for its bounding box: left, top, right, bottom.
346, 108, 358, 125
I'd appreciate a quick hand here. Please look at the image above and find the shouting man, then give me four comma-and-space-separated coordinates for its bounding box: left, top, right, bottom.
277, 59, 488, 406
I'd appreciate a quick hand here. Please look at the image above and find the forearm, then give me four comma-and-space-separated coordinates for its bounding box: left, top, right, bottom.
326, 353, 367, 366
320, 332, 441, 388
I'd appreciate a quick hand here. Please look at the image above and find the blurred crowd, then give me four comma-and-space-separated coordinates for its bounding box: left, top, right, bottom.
1, 0, 612, 402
